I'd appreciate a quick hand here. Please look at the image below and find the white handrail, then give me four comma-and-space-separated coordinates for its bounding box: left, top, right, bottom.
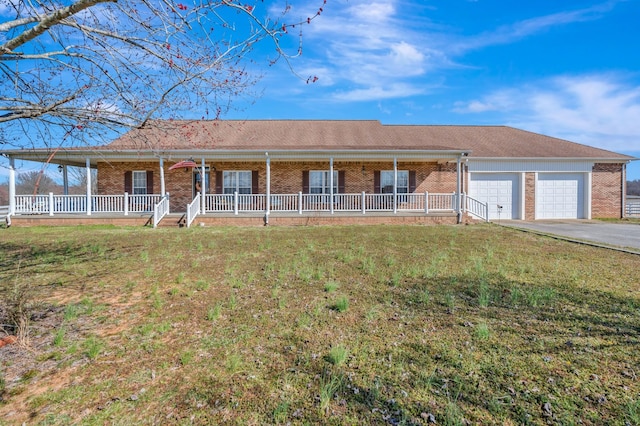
186, 193, 201, 228
464, 194, 489, 222
152, 194, 170, 228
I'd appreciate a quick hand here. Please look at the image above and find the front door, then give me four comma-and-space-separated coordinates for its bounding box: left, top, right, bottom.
193, 167, 210, 197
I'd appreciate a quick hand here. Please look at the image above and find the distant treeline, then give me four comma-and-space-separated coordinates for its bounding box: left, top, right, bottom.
629, 180, 640, 196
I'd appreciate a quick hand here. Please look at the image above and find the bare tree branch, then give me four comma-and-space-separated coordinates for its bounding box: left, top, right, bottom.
1, 0, 117, 53
0, 0, 325, 149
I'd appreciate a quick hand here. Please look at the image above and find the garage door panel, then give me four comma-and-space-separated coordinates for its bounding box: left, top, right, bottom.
470, 174, 519, 220
536, 173, 584, 219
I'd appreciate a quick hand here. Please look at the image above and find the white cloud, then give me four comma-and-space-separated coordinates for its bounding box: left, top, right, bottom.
285, 0, 623, 102
451, 1, 620, 53
453, 74, 640, 152
287, 0, 437, 101
333, 83, 424, 102
453, 91, 518, 113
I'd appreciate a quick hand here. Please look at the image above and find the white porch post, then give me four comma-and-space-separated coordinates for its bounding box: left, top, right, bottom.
393, 157, 398, 214
456, 155, 462, 223
8, 157, 16, 215
159, 157, 166, 196
62, 165, 69, 195
201, 157, 206, 214
519, 172, 526, 220
265, 153, 271, 221
585, 171, 592, 220
329, 157, 334, 214
85, 158, 92, 216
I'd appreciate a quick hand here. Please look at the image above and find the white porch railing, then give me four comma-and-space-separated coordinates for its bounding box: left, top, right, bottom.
1, 205, 9, 227
13, 193, 163, 216
186, 192, 201, 228
203, 192, 459, 215
152, 194, 170, 228
464, 193, 489, 222
9, 192, 463, 223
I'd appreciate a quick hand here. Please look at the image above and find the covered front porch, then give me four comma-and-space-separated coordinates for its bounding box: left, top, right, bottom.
3, 148, 490, 227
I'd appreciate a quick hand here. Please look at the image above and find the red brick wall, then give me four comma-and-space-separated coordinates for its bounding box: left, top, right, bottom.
525, 173, 536, 220
98, 161, 194, 210
592, 163, 624, 218
98, 160, 460, 211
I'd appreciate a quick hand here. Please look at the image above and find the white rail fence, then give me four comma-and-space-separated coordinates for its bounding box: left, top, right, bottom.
626, 201, 640, 217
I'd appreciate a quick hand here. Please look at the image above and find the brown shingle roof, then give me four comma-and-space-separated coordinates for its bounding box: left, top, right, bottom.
105, 120, 632, 160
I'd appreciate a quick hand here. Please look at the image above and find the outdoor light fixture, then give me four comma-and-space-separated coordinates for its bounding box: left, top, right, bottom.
58, 164, 64, 173
361, 165, 366, 175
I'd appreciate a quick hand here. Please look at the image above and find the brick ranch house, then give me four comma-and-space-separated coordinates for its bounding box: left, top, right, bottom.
2, 120, 634, 227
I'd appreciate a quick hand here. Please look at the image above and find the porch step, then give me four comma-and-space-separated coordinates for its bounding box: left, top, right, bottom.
158, 213, 186, 227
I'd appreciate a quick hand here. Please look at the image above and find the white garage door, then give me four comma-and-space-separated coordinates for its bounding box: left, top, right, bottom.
470, 174, 519, 220
536, 173, 584, 219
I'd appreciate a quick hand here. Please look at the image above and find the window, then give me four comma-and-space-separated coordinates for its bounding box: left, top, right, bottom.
309, 171, 338, 194
223, 171, 252, 194
132, 171, 147, 194
380, 171, 409, 193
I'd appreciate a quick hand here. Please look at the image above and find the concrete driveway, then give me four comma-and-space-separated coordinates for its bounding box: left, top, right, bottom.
500, 220, 640, 251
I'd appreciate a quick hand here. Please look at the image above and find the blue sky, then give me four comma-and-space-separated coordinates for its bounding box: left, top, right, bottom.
2, 0, 639, 181
228, 0, 640, 179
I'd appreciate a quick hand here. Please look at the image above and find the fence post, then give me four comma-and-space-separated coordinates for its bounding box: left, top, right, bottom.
298, 192, 303, 215
124, 192, 129, 216
362, 192, 366, 214
49, 192, 54, 216
234, 191, 239, 215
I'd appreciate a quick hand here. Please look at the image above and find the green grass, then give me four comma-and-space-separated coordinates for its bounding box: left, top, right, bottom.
1, 224, 639, 424
333, 295, 349, 312
326, 345, 348, 366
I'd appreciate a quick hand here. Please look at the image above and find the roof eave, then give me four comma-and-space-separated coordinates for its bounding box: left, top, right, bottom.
468, 156, 635, 162
3, 148, 472, 165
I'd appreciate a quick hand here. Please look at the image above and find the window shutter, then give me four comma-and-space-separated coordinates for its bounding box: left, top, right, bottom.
374, 171, 381, 193
252, 170, 259, 194
302, 171, 309, 193
338, 171, 345, 194
146, 171, 154, 194
124, 171, 132, 194
215, 171, 223, 194
409, 171, 416, 193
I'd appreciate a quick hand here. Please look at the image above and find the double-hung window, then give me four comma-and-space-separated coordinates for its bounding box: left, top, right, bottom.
309, 171, 338, 194
380, 171, 409, 194
223, 171, 252, 194
132, 171, 148, 195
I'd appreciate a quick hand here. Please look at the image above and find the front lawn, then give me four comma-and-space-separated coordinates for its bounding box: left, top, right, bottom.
1, 224, 638, 425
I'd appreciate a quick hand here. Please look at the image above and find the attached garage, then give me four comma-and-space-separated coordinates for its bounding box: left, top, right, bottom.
469, 173, 520, 220
536, 173, 585, 219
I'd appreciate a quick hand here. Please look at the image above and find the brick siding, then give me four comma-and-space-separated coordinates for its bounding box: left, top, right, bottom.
98, 160, 460, 212
592, 163, 623, 218
525, 173, 536, 220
